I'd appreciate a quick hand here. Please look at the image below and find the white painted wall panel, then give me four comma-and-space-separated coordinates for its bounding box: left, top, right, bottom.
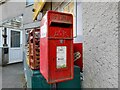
0, 27, 3, 47
0, 48, 2, 65
74, 2, 83, 43
0, 28, 2, 65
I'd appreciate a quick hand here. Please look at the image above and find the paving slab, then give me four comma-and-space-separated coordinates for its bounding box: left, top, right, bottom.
2, 63, 26, 88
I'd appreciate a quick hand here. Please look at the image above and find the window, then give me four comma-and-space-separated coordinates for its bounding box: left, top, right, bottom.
25, 33, 29, 45
62, 0, 77, 37
26, 0, 34, 6
11, 31, 20, 47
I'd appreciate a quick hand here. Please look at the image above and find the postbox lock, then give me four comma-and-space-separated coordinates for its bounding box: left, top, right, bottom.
60, 40, 64, 44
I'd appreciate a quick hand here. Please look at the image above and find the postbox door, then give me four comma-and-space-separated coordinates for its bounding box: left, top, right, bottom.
48, 39, 73, 83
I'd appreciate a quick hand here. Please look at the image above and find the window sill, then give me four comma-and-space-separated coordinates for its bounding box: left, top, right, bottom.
26, 4, 33, 8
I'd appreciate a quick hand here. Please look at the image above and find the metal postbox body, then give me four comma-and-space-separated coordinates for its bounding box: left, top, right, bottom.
40, 11, 74, 84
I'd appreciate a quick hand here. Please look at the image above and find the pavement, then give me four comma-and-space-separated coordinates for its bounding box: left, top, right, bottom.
2, 62, 26, 88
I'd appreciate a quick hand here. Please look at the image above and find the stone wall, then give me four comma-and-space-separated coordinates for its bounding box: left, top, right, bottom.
82, 2, 118, 88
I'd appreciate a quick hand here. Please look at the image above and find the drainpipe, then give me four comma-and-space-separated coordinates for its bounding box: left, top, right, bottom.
3, 27, 8, 47
2, 27, 8, 66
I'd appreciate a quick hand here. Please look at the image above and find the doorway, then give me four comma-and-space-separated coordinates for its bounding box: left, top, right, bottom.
7, 28, 23, 64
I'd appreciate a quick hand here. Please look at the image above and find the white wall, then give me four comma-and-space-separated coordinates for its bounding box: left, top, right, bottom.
1, 0, 26, 21
0, 48, 2, 65
0, 4, 2, 26
0, 27, 3, 47
0, 27, 3, 65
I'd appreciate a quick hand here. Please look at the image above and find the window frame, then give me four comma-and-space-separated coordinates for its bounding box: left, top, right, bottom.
61, 0, 77, 38
26, 0, 34, 7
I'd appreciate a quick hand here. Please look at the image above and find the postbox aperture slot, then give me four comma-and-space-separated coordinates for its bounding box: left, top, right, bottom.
50, 21, 72, 28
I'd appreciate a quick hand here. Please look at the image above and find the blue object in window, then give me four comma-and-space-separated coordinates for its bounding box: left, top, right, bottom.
26, 0, 34, 6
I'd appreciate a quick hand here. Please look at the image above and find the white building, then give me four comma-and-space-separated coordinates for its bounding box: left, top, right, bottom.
0, 0, 40, 64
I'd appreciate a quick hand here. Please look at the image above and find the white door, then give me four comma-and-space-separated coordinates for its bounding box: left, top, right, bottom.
8, 28, 23, 64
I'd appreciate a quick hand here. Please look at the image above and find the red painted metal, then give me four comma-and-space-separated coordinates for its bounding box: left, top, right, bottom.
40, 11, 74, 84
74, 43, 83, 72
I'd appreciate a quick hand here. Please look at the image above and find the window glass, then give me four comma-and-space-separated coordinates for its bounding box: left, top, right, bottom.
26, 0, 34, 6
11, 31, 20, 47
63, 0, 77, 37
25, 33, 29, 45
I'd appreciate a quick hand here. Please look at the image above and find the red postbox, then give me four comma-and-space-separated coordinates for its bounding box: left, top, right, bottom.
40, 11, 74, 84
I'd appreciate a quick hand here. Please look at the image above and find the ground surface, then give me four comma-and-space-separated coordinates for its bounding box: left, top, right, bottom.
2, 63, 26, 88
